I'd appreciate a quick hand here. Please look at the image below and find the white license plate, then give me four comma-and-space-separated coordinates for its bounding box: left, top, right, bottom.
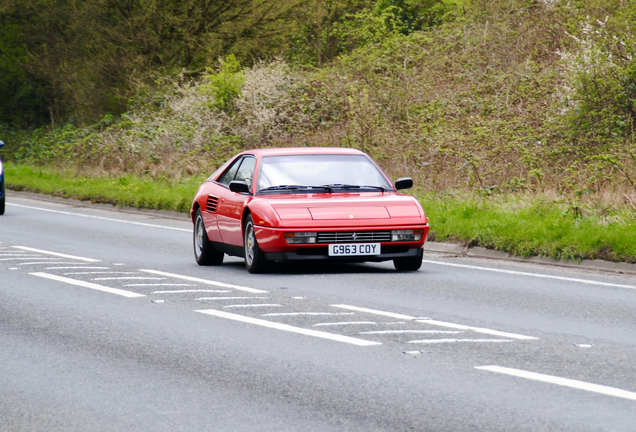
328, 243, 381, 256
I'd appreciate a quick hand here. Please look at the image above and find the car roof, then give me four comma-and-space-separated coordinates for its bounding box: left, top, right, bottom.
239, 147, 367, 157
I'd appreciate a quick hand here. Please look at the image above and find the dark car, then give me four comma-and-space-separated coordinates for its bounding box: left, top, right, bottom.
0, 141, 4, 215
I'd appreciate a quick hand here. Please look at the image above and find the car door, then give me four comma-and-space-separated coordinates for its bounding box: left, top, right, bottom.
201, 157, 242, 243
216, 156, 256, 246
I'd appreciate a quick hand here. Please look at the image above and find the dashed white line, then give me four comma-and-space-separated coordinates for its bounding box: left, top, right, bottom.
0, 257, 51, 261
64, 271, 133, 275
195, 309, 381, 346
7, 204, 190, 232
360, 330, 463, 335
332, 305, 538, 340
224, 304, 281, 309
332, 305, 415, 320
139, 269, 267, 294
313, 321, 377, 327
92, 277, 166, 281
52, 267, 111, 271
30, 272, 145, 298
476, 366, 636, 401
12, 246, 101, 262
262, 312, 356, 317
409, 339, 513, 344
414, 319, 538, 340
422, 259, 636, 290
153, 290, 231, 294
124, 283, 195, 287
196, 296, 268, 301
19, 262, 83, 266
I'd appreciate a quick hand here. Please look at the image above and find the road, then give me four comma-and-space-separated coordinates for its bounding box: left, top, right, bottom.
1, 191, 635, 431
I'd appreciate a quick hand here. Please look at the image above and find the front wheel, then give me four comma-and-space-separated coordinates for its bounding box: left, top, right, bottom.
244, 214, 267, 273
393, 250, 423, 271
193, 209, 224, 265
0, 199, 4, 215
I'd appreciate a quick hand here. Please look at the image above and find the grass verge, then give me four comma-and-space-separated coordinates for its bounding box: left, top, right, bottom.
5, 163, 636, 264
421, 192, 636, 264
5, 164, 204, 214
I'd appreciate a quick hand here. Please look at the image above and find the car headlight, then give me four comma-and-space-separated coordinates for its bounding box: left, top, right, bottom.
284, 232, 317, 244
0, 161, 3, 176
391, 229, 423, 242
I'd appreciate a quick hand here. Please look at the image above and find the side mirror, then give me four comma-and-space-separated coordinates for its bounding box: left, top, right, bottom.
395, 177, 413, 190
229, 180, 250, 194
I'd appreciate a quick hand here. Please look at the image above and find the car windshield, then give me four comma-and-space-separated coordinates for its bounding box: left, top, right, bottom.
257, 154, 393, 193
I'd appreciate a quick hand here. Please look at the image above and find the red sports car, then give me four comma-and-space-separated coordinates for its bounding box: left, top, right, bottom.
190, 147, 429, 273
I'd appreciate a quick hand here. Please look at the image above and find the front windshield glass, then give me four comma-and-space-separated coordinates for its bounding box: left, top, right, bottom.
257, 154, 393, 193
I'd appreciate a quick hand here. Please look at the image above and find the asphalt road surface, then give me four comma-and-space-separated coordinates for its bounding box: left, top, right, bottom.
1, 191, 635, 431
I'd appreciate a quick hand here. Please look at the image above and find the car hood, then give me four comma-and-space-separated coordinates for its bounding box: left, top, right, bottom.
259, 193, 424, 228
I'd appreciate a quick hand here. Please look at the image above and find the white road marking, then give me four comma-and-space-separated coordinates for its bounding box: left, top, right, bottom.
124, 283, 195, 287
332, 305, 415, 320
51, 267, 111, 270
332, 305, 538, 340
409, 339, 513, 344
415, 319, 538, 340
422, 259, 636, 290
30, 272, 145, 298
360, 330, 463, 335
476, 366, 636, 401
0, 257, 51, 261
262, 312, 356, 317
7, 203, 190, 232
196, 296, 268, 300
19, 261, 83, 266
313, 321, 377, 327
92, 277, 166, 281
63, 271, 134, 275
195, 309, 381, 346
153, 289, 231, 294
224, 304, 281, 308
139, 269, 267, 294
12, 246, 101, 262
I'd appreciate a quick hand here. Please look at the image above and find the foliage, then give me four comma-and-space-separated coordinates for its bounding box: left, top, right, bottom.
200, 55, 246, 112
4, 163, 202, 212
422, 190, 636, 263
3, 0, 636, 249
0, 0, 302, 126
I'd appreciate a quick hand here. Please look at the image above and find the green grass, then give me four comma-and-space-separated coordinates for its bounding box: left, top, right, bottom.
5, 163, 205, 213
421, 192, 636, 263
5, 163, 636, 263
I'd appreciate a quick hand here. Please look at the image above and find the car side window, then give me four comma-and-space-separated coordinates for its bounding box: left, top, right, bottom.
218, 157, 243, 186
234, 156, 256, 189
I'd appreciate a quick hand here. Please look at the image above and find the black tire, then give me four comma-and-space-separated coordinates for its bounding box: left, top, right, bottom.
393, 249, 423, 271
244, 214, 267, 273
0, 199, 4, 215
193, 208, 224, 266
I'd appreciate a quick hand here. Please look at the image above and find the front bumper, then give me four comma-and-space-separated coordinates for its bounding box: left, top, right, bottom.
255, 225, 428, 262
264, 246, 423, 262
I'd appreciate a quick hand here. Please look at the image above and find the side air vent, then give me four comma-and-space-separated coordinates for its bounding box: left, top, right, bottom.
206, 195, 219, 212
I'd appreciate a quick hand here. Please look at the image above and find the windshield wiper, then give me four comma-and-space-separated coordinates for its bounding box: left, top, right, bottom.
318, 184, 386, 192
258, 184, 303, 192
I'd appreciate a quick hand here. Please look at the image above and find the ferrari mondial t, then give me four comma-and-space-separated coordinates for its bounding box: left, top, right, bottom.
191, 148, 429, 273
